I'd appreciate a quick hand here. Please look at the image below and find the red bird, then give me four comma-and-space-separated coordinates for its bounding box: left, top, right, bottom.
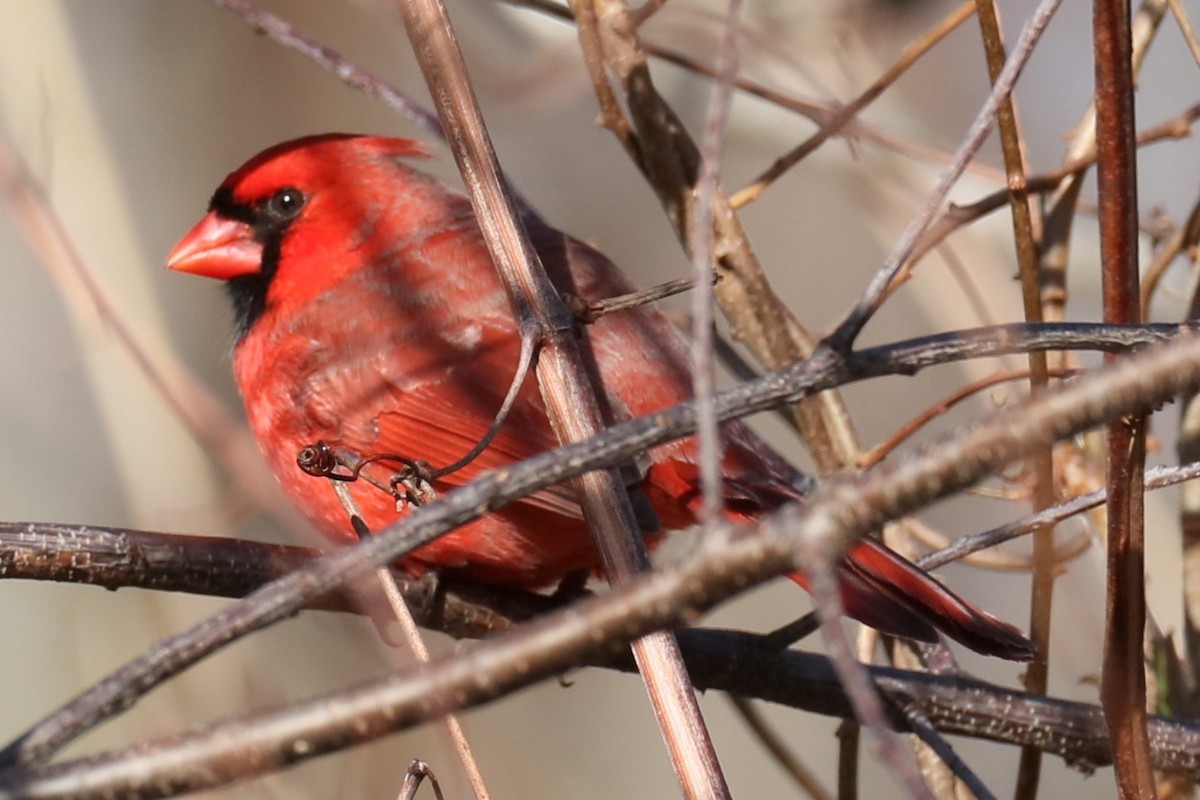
168, 134, 1033, 660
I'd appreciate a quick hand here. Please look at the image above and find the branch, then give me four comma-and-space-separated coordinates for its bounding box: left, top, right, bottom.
4, 321, 1200, 792
827, 0, 1064, 350
212, 0, 443, 138
0, 319, 1192, 770
9, 623, 1200, 800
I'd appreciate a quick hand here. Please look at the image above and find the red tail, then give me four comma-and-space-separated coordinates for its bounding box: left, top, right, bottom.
650, 461, 1035, 661
790, 539, 1035, 661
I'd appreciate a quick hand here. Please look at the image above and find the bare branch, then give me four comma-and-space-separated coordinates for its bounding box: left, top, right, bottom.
4, 317, 1200, 788
828, 0, 1064, 350
399, 0, 728, 795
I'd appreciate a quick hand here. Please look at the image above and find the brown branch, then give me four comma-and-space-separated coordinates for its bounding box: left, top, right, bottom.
0, 319, 1189, 772
212, 0, 443, 138
1094, 1, 1154, 795
10, 625, 1200, 800
9, 325, 1200, 798
911, 104, 1200, 268
396, 1, 728, 795
827, 0, 1064, 351
972, 2, 1056, 794
0, 452, 1195, 709
729, 1, 977, 209
0, 521, 560, 633
7, 460, 1198, 685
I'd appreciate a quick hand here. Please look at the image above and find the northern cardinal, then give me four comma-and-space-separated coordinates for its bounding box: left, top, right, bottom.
168, 134, 1033, 660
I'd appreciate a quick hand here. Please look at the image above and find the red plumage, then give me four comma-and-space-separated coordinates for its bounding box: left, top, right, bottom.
168, 134, 1033, 660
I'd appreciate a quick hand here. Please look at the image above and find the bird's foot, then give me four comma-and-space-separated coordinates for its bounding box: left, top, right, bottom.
388, 460, 437, 511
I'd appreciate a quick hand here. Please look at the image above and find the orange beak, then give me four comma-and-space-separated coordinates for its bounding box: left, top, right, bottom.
166, 212, 263, 279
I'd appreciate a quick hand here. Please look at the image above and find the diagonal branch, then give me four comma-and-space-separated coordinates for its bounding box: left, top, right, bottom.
827, 0, 1064, 351
396, 1, 728, 796
0, 318, 1192, 771
8, 326, 1200, 798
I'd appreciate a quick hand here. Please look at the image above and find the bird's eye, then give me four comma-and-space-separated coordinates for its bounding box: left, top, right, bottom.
264, 187, 306, 221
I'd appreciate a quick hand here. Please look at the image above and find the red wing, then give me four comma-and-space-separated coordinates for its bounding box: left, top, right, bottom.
307, 322, 585, 522
374, 402, 584, 521
642, 458, 804, 530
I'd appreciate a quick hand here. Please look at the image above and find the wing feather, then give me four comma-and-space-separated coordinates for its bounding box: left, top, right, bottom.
300, 320, 585, 522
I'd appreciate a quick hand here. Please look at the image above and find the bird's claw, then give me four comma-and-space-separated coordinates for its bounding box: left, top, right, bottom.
389, 460, 436, 511
297, 443, 437, 509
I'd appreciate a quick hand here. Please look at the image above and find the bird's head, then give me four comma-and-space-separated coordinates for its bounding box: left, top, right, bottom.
167, 133, 431, 337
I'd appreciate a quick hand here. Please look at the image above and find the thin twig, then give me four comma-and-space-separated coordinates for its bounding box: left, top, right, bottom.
919, 460, 1200, 572
397, 761, 445, 800
329, 481, 492, 800
911, 103, 1200, 268
858, 368, 1075, 469
902, 513, 1091, 573
726, 696, 832, 800
212, 0, 443, 138
689, 0, 743, 523
827, 0, 1064, 351
433, 332, 539, 481
566, 276, 697, 323
1178, 195, 1200, 717
972, 2, 1057, 794
729, 1, 976, 209
1168, 0, 1200, 67
899, 707, 996, 800
798, 541, 933, 800
836, 721, 860, 800
1141, 193, 1200, 320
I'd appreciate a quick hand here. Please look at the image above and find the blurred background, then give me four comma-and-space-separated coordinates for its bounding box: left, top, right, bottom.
1, 0, 1198, 797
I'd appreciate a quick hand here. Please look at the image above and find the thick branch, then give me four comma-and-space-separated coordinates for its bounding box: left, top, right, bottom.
5, 323, 1200, 794
0, 320, 1193, 772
